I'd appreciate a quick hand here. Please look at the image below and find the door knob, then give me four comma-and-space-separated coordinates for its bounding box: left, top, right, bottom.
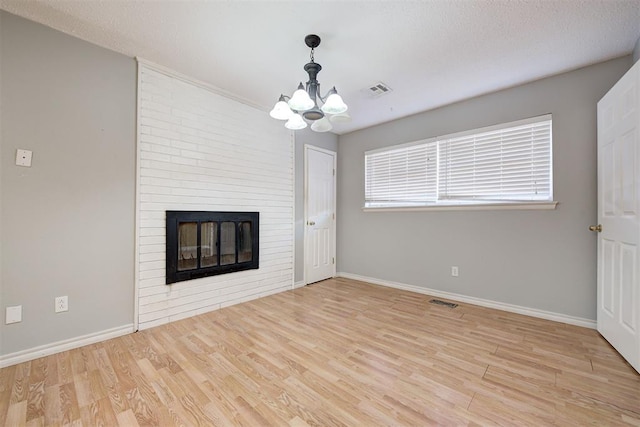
307, 221, 315, 226
589, 224, 602, 232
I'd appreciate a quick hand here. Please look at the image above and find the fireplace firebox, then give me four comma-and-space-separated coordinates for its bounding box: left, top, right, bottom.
166, 211, 259, 284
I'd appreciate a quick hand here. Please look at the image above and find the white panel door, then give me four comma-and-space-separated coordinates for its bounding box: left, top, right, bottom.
597, 60, 640, 373
304, 145, 336, 284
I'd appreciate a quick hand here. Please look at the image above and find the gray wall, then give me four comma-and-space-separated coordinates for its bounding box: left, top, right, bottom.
1, 12, 136, 355
294, 130, 338, 283
634, 36, 640, 64
337, 56, 632, 321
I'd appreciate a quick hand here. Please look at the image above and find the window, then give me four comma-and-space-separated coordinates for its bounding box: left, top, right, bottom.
364, 115, 554, 209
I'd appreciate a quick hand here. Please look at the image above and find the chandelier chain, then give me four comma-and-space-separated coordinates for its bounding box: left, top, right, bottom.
310, 47, 315, 63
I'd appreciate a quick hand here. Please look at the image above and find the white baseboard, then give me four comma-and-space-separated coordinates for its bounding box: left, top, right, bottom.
0, 324, 135, 368
337, 272, 596, 329
293, 280, 306, 289
0, 274, 596, 368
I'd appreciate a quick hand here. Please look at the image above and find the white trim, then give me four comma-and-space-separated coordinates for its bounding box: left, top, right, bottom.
0, 324, 135, 368
337, 272, 596, 329
136, 57, 264, 111
363, 201, 558, 212
303, 145, 308, 286
133, 61, 141, 331
304, 145, 337, 284
293, 280, 306, 289
291, 131, 296, 290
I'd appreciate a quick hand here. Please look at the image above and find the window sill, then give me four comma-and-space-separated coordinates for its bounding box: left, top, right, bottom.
362, 201, 558, 212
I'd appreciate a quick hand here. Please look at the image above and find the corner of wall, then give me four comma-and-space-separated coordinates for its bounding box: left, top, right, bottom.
0, 11, 4, 348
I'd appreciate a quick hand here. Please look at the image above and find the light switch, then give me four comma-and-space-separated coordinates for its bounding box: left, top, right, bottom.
6, 305, 22, 324
16, 149, 33, 167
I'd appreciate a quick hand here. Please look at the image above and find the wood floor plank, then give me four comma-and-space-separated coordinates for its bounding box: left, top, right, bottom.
59, 382, 81, 425
25, 378, 44, 422
105, 381, 131, 416
79, 396, 119, 427
1, 278, 639, 426
55, 351, 73, 386
5, 400, 26, 426
115, 408, 139, 426
42, 385, 61, 426
0, 365, 16, 426
124, 385, 159, 425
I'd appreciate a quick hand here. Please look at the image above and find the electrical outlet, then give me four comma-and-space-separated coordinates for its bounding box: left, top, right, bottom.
55, 296, 68, 313
451, 266, 459, 277
6, 305, 22, 324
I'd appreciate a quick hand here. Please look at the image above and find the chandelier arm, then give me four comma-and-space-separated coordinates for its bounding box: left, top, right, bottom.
283, 97, 301, 114
316, 85, 331, 104
279, 94, 303, 113
308, 86, 344, 107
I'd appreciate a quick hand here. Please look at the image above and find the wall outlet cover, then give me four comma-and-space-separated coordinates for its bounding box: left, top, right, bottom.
55, 296, 68, 313
6, 305, 22, 324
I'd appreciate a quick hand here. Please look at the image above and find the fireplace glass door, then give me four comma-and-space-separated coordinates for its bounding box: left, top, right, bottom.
200, 222, 218, 268
238, 222, 253, 263
220, 222, 236, 265
166, 211, 259, 284
177, 222, 198, 271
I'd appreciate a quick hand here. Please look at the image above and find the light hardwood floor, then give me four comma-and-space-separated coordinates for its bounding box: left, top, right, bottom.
1, 278, 639, 426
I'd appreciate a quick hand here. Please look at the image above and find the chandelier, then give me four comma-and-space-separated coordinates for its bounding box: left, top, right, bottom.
270, 34, 349, 132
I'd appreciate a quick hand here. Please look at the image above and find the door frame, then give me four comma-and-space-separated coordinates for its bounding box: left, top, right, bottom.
303, 144, 337, 285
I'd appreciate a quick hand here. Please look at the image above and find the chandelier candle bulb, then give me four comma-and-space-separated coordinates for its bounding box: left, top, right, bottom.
285, 113, 307, 130
329, 112, 352, 123
321, 87, 348, 115
288, 83, 315, 111
271, 34, 348, 132
311, 116, 333, 132
269, 95, 293, 120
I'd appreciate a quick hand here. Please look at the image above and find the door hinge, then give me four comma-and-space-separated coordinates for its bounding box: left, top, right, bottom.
333, 213, 335, 220
333, 169, 336, 176
332, 257, 335, 265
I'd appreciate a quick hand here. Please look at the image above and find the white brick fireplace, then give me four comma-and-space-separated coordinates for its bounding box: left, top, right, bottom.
135, 61, 294, 330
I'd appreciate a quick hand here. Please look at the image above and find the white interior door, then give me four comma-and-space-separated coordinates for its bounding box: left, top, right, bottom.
596, 60, 640, 373
304, 145, 336, 284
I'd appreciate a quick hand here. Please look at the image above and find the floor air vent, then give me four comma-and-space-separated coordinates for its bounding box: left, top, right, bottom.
429, 299, 458, 308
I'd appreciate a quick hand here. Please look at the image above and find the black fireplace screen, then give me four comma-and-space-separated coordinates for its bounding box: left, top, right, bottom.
166, 211, 259, 284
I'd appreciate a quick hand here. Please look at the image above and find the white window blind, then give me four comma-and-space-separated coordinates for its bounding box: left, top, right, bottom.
365, 142, 437, 207
364, 115, 553, 208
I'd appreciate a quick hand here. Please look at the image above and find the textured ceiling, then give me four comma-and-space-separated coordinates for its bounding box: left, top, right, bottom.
1, 0, 639, 134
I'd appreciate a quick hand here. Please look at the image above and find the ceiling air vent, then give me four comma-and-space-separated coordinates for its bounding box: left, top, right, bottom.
365, 81, 392, 98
